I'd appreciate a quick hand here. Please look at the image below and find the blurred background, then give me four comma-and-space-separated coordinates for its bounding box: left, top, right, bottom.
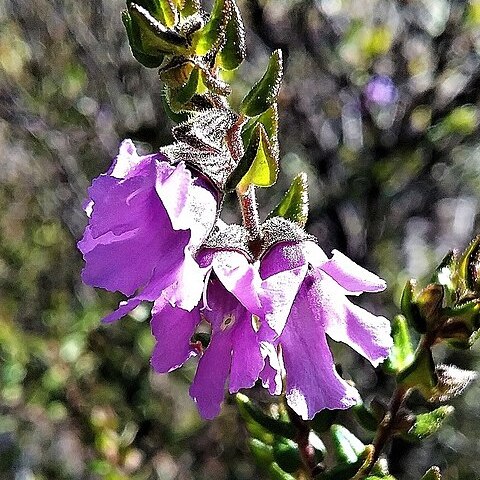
2, 0, 480, 478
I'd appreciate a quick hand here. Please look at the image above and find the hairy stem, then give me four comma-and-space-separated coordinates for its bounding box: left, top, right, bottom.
237, 185, 261, 242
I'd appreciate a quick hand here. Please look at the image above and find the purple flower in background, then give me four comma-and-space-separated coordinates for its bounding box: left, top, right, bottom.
78, 139, 218, 322
151, 247, 273, 419
261, 239, 392, 420
365, 75, 397, 106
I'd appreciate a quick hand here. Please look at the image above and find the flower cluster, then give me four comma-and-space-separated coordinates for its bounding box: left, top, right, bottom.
78, 139, 392, 420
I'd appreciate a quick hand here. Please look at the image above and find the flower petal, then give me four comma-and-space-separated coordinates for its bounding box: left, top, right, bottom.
316, 273, 392, 366
189, 331, 232, 419
150, 298, 201, 373
320, 249, 387, 294
281, 284, 358, 419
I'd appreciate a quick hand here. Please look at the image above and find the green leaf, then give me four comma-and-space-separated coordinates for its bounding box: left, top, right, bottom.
158, 0, 178, 27
384, 315, 415, 374
420, 466, 442, 480
225, 123, 278, 192
200, 67, 232, 96
128, 3, 189, 56
397, 349, 437, 399
273, 438, 302, 474
122, 10, 164, 67
219, 0, 246, 70
458, 235, 480, 293
310, 408, 338, 433
160, 92, 189, 123
248, 438, 274, 466
352, 400, 380, 432
430, 364, 477, 402
267, 173, 309, 227
401, 279, 427, 333
194, 0, 230, 55
179, 0, 200, 16
165, 66, 201, 110
330, 424, 365, 464
365, 476, 397, 480
406, 406, 454, 441
318, 446, 374, 480
268, 462, 297, 480
240, 49, 283, 117
236, 393, 296, 439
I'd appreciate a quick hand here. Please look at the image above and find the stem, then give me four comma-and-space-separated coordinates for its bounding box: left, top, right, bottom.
360, 329, 439, 478
237, 184, 261, 242
286, 404, 317, 480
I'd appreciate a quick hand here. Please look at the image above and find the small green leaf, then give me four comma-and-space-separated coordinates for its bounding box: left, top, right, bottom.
352, 400, 380, 431
194, 0, 230, 55
161, 92, 189, 123
273, 438, 302, 474
330, 424, 365, 464
458, 235, 480, 293
310, 408, 338, 433
179, 0, 200, 16
122, 10, 164, 67
267, 173, 309, 227
158, 0, 178, 27
200, 67, 232, 96
219, 0, 246, 70
401, 279, 427, 333
165, 66, 201, 110
236, 393, 296, 439
248, 438, 274, 466
384, 315, 415, 374
128, 3, 189, 56
406, 406, 454, 441
225, 123, 278, 192
318, 446, 374, 480
420, 466, 442, 480
240, 49, 283, 117
268, 462, 297, 480
397, 349, 437, 399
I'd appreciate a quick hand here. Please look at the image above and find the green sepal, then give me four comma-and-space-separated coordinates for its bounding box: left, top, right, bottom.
200, 67, 232, 96
164, 65, 201, 110
240, 49, 283, 117
431, 250, 457, 306
180, 0, 200, 16
161, 92, 189, 123
272, 438, 302, 474
225, 123, 278, 192
330, 424, 365, 464
384, 315, 415, 374
310, 408, 338, 433
439, 300, 480, 348
318, 445, 374, 480
267, 173, 309, 227
236, 393, 296, 439
458, 235, 480, 293
352, 400, 381, 432
218, 0, 246, 70
128, 3, 189, 56
397, 349, 437, 399
194, 0, 230, 55
420, 466, 442, 480
268, 463, 297, 480
401, 279, 427, 333
122, 10, 164, 67
406, 406, 454, 441
248, 438, 274, 466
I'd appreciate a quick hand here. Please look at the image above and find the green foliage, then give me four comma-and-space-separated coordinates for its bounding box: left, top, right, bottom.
240, 49, 283, 117
330, 424, 365, 464
268, 173, 309, 227
219, 0, 246, 70
272, 438, 302, 474
194, 0, 229, 54
384, 315, 415, 374
406, 406, 454, 441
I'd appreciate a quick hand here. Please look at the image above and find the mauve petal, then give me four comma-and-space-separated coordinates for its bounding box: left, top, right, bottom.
282, 284, 358, 419
320, 249, 387, 294
315, 273, 392, 366
229, 315, 264, 393
189, 331, 233, 419
211, 250, 265, 317
102, 298, 142, 324
259, 342, 283, 395
151, 298, 201, 373
262, 265, 308, 336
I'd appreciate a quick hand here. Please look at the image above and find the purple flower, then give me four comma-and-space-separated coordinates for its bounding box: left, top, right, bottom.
151, 247, 273, 419
365, 75, 397, 106
78, 139, 218, 322
261, 239, 392, 420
